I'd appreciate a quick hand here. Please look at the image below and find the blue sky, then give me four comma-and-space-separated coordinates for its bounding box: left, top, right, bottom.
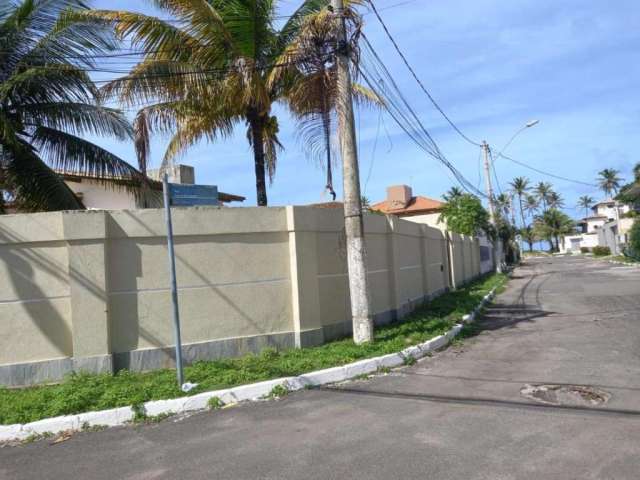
90, 0, 640, 216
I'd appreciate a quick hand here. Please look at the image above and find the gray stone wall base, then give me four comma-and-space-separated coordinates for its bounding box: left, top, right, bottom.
113, 332, 295, 372
0, 357, 73, 387
73, 354, 113, 375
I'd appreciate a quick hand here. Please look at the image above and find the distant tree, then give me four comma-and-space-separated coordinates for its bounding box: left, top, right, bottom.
361, 195, 371, 211
520, 225, 537, 252
439, 194, 490, 236
442, 186, 464, 202
616, 163, 640, 209
597, 168, 623, 198
534, 182, 553, 211
547, 191, 565, 210
509, 176, 530, 227
577, 195, 595, 218
524, 194, 539, 219
534, 208, 575, 252
495, 193, 513, 221
627, 218, 640, 259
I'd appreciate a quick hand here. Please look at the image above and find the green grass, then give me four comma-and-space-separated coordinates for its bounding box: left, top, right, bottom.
611, 255, 639, 263
0, 273, 507, 425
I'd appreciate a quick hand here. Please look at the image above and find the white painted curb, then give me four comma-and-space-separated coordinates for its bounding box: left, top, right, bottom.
0, 286, 500, 442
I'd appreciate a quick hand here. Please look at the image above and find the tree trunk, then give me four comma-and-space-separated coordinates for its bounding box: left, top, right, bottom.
249, 114, 268, 207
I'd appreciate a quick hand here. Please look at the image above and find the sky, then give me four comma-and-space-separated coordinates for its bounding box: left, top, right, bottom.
90, 0, 640, 218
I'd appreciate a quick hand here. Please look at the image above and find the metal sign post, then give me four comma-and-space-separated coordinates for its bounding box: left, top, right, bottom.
162, 173, 185, 388
162, 175, 220, 390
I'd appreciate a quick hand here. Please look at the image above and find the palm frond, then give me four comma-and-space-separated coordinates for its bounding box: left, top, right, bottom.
31, 126, 145, 187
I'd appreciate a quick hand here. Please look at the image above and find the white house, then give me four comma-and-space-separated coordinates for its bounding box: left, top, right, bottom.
562, 199, 632, 253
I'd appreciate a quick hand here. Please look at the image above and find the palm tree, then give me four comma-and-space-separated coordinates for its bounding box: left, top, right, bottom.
83, 0, 357, 206
597, 168, 623, 198
577, 195, 595, 218
509, 176, 529, 227
442, 186, 464, 202
534, 208, 574, 252
547, 191, 564, 210
275, 7, 378, 199
534, 181, 553, 212
0, 0, 141, 212
495, 193, 513, 223
523, 194, 539, 220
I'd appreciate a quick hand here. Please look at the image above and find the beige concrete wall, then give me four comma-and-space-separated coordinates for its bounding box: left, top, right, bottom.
0, 206, 483, 385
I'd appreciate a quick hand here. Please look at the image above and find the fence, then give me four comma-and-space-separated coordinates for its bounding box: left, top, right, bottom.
0, 206, 482, 386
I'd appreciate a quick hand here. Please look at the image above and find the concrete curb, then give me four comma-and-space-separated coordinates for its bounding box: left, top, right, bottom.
608, 259, 640, 268
0, 286, 501, 442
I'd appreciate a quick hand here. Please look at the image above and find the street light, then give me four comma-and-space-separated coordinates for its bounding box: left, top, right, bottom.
495, 119, 540, 161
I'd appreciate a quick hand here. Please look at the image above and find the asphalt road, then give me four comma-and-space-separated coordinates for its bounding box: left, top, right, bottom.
2, 256, 640, 480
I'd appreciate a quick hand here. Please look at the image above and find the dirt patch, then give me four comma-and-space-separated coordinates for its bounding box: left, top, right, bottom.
520, 384, 610, 407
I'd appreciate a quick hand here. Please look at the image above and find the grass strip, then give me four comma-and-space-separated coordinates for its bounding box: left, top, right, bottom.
0, 273, 507, 425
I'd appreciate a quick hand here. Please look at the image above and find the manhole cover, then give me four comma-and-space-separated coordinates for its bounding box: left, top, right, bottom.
520, 384, 610, 406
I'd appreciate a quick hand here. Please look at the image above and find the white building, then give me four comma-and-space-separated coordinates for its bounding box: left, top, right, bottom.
562, 199, 632, 253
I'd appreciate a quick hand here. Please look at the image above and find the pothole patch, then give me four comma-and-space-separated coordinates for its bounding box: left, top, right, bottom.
520, 384, 610, 407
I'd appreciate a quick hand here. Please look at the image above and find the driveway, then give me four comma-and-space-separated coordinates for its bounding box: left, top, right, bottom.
2, 256, 640, 479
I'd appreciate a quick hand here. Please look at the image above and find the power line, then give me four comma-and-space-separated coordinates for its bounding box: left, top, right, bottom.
496, 152, 598, 187
366, 0, 482, 148
358, 35, 485, 198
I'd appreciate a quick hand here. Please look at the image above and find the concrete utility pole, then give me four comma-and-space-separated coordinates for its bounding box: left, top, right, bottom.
482, 141, 503, 273
332, 0, 374, 344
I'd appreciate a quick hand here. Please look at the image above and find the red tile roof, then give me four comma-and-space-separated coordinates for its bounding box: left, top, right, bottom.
371, 196, 445, 215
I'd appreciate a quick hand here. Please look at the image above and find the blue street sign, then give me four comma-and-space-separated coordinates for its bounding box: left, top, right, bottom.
169, 184, 219, 206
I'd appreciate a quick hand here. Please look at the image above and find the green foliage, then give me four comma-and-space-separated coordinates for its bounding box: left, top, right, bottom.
627, 218, 640, 260
580, 246, 590, 254
534, 208, 575, 252
597, 168, 623, 197
0, 273, 507, 425
439, 194, 490, 236
592, 246, 611, 257
267, 384, 289, 399
0, 0, 145, 212
207, 396, 224, 410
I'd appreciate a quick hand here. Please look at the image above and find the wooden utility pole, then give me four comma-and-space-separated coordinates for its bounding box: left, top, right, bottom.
332, 0, 373, 343
482, 141, 503, 273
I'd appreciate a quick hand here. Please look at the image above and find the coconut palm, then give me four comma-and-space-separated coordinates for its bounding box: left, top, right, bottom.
597, 168, 623, 198
577, 195, 595, 218
442, 186, 464, 202
533, 181, 553, 211
547, 191, 564, 210
273, 5, 378, 199
509, 176, 529, 227
82, 0, 362, 206
534, 208, 574, 252
523, 194, 539, 219
0, 0, 141, 212
495, 193, 512, 221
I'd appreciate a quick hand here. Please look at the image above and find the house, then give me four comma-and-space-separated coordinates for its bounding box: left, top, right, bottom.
561, 199, 632, 253
370, 185, 445, 228
60, 164, 245, 210
371, 184, 494, 274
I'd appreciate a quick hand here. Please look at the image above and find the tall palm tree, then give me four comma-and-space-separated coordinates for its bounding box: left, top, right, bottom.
534, 181, 553, 212
83, 0, 356, 206
509, 176, 529, 228
547, 191, 564, 210
274, 5, 377, 199
597, 168, 623, 198
577, 195, 595, 218
0, 0, 141, 212
524, 194, 539, 220
495, 193, 512, 221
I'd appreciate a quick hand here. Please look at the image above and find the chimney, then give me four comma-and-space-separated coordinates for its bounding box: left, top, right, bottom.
387, 185, 412, 209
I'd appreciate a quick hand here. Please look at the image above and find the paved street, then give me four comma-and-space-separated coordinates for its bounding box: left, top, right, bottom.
2, 256, 640, 479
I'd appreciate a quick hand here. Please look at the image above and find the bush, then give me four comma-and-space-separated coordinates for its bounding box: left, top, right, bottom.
580, 247, 590, 254
628, 219, 640, 260
592, 246, 611, 257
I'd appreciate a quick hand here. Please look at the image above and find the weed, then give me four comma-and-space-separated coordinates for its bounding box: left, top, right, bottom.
377, 366, 391, 374
80, 422, 107, 433
403, 355, 417, 366
131, 403, 147, 423
21, 431, 54, 444
267, 384, 289, 399
207, 396, 224, 410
